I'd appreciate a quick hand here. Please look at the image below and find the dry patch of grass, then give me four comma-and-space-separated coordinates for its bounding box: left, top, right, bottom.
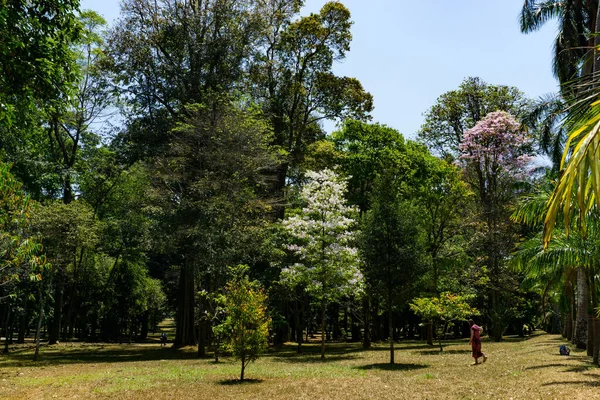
1, 333, 598, 399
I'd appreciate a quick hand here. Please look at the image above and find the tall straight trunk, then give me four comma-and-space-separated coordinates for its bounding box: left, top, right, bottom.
140, 310, 149, 340
294, 300, 303, 353
33, 293, 44, 361
17, 301, 28, 344
175, 257, 197, 346
3, 305, 11, 353
588, 270, 598, 357
362, 295, 370, 348
48, 272, 65, 345
320, 300, 326, 359
343, 306, 348, 339
388, 291, 394, 364
564, 311, 573, 340
427, 321, 434, 346
574, 268, 589, 349
333, 303, 341, 340
565, 272, 575, 340
588, 317, 595, 357
593, 317, 600, 365
198, 318, 206, 357
371, 299, 380, 341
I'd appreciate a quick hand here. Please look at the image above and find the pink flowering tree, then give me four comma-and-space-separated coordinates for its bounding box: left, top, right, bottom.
458, 111, 534, 340
282, 169, 362, 359
459, 111, 533, 183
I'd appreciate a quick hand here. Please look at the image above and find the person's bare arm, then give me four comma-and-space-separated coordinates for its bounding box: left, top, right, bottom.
469, 328, 473, 344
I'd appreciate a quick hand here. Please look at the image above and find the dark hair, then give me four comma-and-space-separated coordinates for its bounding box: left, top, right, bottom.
468, 319, 474, 326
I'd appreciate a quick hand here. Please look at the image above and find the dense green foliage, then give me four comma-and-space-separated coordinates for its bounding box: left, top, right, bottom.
3, 0, 600, 373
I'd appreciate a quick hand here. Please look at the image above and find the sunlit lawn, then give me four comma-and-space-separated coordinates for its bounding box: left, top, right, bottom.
1, 331, 598, 399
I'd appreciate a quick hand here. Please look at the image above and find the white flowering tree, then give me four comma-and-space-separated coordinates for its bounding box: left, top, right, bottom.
282, 169, 362, 359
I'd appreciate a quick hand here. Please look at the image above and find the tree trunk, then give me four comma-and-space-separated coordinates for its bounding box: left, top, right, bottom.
427, 321, 434, 346
294, 300, 303, 353
17, 301, 28, 344
588, 316, 594, 356
3, 305, 11, 353
371, 298, 380, 342
574, 268, 589, 349
48, 272, 65, 345
63, 281, 77, 342
593, 317, 600, 365
240, 355, 246, 381
198, 319, 206, 357
565, 272, 574, 341
388, 297, 394, 364
490, 287, 503, 342
333, 303, 341, 340
33, 294, 44, 361
362, 295, 370, 348
321, 300, 326, 359
140, 310, 149, 340
564, 311, 573, 340
175, 258, 197, 346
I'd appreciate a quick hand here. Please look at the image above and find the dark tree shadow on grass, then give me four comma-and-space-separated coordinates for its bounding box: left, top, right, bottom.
219, 378, 263, 385
542, 380, 600, 387
272, 354, 359, 364
0, 345, 198, 368
264, 342, 455, 359
526, 360, 596, 373
525, 363, 571, 370
417, 349, 470, 356
355, 363, 428, 371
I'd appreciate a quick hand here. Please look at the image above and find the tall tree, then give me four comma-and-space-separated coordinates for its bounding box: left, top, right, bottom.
282, 169, 362, 359
252, 1, 373, 214
418, 77, 529, 159
105, 0, 267, 160
458, 111, 535, 340
413, 154, 472, 296
361, 171, 425, 364
151, 96, 277, 347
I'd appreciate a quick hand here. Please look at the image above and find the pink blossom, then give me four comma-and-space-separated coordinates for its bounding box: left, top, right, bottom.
458, 111, 533, 179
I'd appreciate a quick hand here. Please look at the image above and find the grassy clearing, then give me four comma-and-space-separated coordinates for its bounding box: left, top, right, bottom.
1, 332, 598, 399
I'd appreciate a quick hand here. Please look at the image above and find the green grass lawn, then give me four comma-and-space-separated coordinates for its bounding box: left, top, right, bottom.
1, 332, 598, 399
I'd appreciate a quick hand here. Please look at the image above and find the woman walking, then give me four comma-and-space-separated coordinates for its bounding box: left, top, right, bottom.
468, 319, 487, 365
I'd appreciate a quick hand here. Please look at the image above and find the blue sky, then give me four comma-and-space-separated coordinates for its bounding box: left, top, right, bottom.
81, 0, 559, 139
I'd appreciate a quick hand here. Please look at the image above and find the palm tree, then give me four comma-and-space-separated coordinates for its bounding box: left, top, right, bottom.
512, 188, 593, 348
523, 93, 569, 172
520, 0, 597, 90
525, 0, 600, 363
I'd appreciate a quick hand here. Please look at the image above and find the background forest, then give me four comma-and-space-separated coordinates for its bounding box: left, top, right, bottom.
2, 0, 600, 368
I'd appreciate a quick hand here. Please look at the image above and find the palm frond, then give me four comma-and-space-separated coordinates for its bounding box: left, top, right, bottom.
520, 1, 564, 33
511, 188, 552, 228
543, 101, 600, 246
